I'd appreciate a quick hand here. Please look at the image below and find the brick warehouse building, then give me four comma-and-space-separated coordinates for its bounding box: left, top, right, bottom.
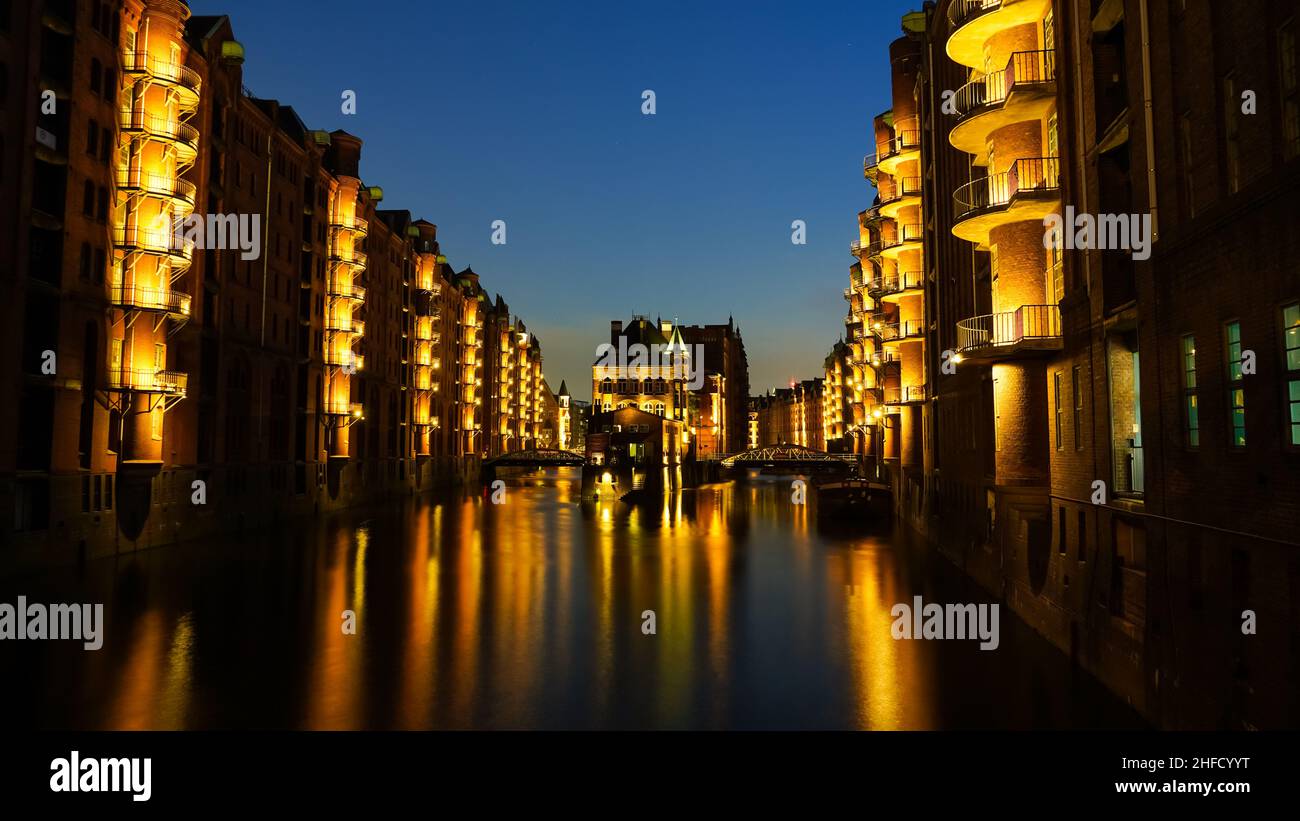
0, 0, 548, 566
854, 1, 1298, 727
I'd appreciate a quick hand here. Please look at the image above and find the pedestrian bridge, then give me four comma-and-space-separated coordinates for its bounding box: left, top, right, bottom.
484, 448, 586, 468
720, 445, 858, 469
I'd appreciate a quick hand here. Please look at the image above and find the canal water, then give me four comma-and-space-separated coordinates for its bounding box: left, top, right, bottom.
0, 469, 1143, 729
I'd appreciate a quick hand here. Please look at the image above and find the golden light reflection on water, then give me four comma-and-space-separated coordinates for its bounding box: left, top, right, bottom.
35, 468, 1134, 729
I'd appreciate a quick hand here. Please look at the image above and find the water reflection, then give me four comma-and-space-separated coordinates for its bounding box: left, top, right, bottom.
0, 469, 1142, 730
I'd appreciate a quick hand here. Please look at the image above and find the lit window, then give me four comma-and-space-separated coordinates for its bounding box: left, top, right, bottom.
1225, 321, 1245, 447
1181, 334, 1199, 447
1054, 371, 1063, 450
1284, 303, 1300, 445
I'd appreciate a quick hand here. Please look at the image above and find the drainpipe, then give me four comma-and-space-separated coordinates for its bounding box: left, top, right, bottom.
1139, 0, 1158, 243
258, 131, 272, 445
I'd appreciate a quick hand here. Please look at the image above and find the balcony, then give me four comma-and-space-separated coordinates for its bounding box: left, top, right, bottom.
121, 51, 202, 105
328, 249, 367, 270
951, 50, 1057, 159
113, 225, 195, 268
875, 118, 921, 176
324, 315, 363, 335
327, 279, 366, 301
952, 156, 1060, 244
328, 215, 369, 238
869, 350, 901, 369
881, 223, 924, 259
119, 111, 199, 163
850, 238, 882, 258
110, 283, 192, 318
413, 365, 433, 391
878, 270, 925, 303
323, 400, 364, 418
947, 0, 1053, 70
107, 368, 188, 397
324, 349, 364, 370
115, 169, 197, 214
875, 319, 925, 345
955, 304, 1062, 359
884, 385, 927, 405
878, 175, 923, 220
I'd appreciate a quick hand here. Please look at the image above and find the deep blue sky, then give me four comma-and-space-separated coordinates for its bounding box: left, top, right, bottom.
191, 0, 920, 400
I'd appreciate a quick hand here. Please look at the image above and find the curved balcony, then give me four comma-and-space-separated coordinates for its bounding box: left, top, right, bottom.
875, 118, 921, 176
874, 319, 926, 346
884, 385, 927, 405
947, 0, 1053, 70
878, 176, 923, 220
327, 279, 366, 302
110, 283, 192, 318
324, 315, 363, 335
869, 350, 901, 370
121, 51, 202, 105
414, 316, 437, 341
850, 238, 881, 258
950, 50, 1057, 159
956, 304, 1062, 359
328, 252, 367, 277
324, 349, 364, 370
880, 223, 924, 260
323, 400, 364, 418
328, 215, 369, 239
413, 364, 433, 391
119, 111, 199, 163
863, 153, 880, 183
952, 156, 1060, 244
112, 225, 195, 269
878, 270, 925, 303
107, 368, 188, 396
115, 169, 197, 216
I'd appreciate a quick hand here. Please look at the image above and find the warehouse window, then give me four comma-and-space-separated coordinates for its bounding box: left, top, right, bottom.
1182, 334, 1199, 447
1225, 321, 1245, 447
1283, 303, 1300, 446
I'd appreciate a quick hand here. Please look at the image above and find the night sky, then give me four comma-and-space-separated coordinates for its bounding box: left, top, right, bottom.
189, 0, 921, 399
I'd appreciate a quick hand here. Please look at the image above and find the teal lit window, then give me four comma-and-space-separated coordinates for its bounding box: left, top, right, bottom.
1225, 321, 1245, 447
1182, 334, 1199, 447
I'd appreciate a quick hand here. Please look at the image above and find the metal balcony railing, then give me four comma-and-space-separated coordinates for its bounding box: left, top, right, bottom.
119, 111, 199, 152
328, 215, 369, 237
121, 51, 202, 98
875, 118, 921, 162
875, 319, 925, 341
956, 304, 1062, 353
323, 400, 364, 417
884, 385, 927, 404
953, 156, 1060, 221
112, 225, 195, 261
107, 368, 188, 396
949, 0, 1003, 30
884, 223, 925, 248
880, 270, 925, 295
115, 169, 197, 205
327, 279, 366, 301
324, 349, 364, 370
880, 176, 923, 204
955, 50, 1057, 121
869, 350, 901, 368
324, 316, 362, 334
110, 283, 191, 316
